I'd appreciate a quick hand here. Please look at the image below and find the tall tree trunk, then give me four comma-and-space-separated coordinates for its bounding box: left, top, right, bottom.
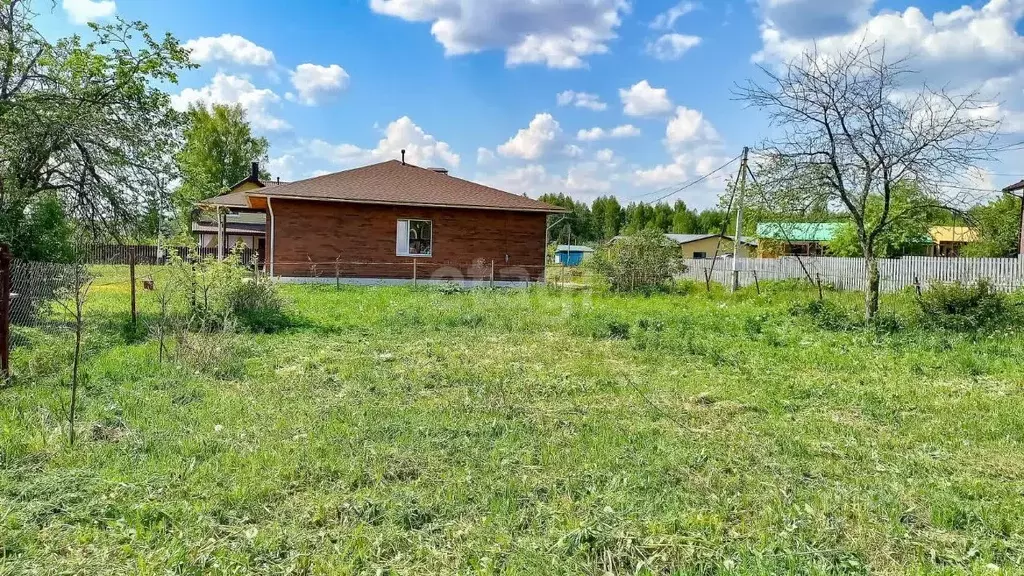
864, 253, 880, 321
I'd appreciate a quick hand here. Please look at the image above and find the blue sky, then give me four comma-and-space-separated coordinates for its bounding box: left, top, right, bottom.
42, 0, 1024, 208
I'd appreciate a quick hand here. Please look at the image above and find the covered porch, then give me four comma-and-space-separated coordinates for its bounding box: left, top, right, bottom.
193, 192, 269, 266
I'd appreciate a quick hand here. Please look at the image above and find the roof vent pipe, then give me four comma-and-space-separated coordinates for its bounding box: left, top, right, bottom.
401, 149, 406, 165
250, 161, 259, 181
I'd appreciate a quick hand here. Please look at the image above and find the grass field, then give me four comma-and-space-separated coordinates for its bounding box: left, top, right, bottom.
2, 267, 1024, 574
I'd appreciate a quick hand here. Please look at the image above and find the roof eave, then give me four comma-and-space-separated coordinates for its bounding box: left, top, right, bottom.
1002, 180, 1024, 193
249, 193, 568, 213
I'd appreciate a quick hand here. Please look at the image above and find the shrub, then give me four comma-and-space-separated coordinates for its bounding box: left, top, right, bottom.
168, 249, 287, 333
917, 280, 1008, 331
587, 230, 684, 293
790, 298, 858, 331
229, 274, 289, 333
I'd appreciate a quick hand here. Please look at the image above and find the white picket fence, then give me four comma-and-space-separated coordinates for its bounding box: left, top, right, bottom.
680, 256, 1024, 293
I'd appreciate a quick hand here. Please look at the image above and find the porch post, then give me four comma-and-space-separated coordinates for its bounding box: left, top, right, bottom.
217, 208, 225, 261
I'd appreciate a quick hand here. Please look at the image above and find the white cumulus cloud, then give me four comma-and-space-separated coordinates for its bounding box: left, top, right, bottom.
556, 90, 608, 111
288, 64, 350, 106
369, 0, 629, 69
171, 73, 289, 132
755, 0, 1024, 78
666, 106, 719, 150
183, 35, 276, 67
62, 0, 115, 25
497, 113, 562, 160
477, 147, 497, 165
307, 116, 460, 168
620, 80, 674, 117
757, 0, 874, 39
650, 1, 699, 30
577, 124, 641, 141
647, 33, 702, 61
753, 0, 1024, 138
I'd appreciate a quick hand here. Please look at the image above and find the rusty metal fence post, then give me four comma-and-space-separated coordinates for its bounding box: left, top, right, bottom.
0, 244, 11, 378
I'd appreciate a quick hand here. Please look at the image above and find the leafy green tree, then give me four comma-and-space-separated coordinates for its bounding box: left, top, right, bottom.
591, 196, 623, 239
539, 193, 597, 244
0, 0, 192, 258
624, 203, 656, 233
652, 202, 674, 232
693, 210, 727, 235
12, 194, 76, 262
670, 200, 695, 233
173, 104, 270, 223
962, 194, 1022, 257
826, 183, 938, 257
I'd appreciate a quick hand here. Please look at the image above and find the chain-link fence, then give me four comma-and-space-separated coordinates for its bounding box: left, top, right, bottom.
9, 258, 84, 344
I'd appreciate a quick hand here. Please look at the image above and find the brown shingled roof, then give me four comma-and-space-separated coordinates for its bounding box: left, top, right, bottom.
1003, 179, 1024, 193
248, 160, 566, 213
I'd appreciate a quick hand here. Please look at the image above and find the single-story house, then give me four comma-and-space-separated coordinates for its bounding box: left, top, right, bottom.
553, 245, 595, 266
928, 226, 979, 257
756, 222, 845, 257
197, 155, 566, 285
757, 222, 978, 258
194, 162, 289, 259
665, 234, 758, 259
611, 233, 758, 259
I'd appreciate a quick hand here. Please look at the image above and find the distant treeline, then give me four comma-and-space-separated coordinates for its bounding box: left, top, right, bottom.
539, 194, 732, 244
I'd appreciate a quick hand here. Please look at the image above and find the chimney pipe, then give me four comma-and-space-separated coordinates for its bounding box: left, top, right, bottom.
401, 149, 406, 166
250, 161, 259, 182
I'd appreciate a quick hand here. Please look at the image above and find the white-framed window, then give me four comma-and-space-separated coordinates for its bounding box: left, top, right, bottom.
693, 251, 707, 259
396, 219, 432, 257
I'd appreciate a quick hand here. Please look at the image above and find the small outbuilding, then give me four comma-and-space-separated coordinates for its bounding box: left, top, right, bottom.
553, 245, 595, 266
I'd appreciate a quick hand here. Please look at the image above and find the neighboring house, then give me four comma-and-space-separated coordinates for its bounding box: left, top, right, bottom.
756, 222, 845, 257
611, 233, 758, 259
198, 156, 565, 285
664, 234, 758, 259
757, 222, 976, 258
194, 162, 289, 259
553, 245, 594, 266
928, 226, 979, 257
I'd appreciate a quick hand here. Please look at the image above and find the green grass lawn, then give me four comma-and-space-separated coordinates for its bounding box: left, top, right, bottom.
2, 267, 1024, 574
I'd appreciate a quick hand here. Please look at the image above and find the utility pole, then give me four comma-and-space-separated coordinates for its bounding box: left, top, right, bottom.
732, 146, 750, 292
544, 215, 567, 283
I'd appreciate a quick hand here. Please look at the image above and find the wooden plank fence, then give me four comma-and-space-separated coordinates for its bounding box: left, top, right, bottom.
83, 245, 256, 266
680, 256, 1024, 293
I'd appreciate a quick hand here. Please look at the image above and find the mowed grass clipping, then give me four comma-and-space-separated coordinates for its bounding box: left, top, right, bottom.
1, 267, 1024, 574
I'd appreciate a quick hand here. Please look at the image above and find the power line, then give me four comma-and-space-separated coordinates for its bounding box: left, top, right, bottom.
646, 154, 743, 205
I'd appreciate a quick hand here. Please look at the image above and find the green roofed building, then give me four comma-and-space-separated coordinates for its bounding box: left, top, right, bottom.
756, 222, 845, 257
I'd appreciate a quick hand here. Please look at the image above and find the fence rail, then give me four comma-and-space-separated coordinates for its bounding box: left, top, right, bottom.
680, 256, 1024, 292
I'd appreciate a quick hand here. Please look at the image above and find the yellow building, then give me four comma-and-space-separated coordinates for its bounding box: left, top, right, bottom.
665, 234, 757, 259
928, 226, 979, 257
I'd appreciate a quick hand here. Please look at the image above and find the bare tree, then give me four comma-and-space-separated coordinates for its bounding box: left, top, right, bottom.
736, 42, 999, 319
